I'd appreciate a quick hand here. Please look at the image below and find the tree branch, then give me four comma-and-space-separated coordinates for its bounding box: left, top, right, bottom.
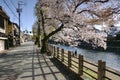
45, 23, 64, 40
72, 0, 87, 13
94, 0, 109, 3
112, 8, 120, 14
77, 10, 101, 17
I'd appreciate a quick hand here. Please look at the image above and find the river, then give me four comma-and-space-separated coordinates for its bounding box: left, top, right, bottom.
53, 44, 120, 72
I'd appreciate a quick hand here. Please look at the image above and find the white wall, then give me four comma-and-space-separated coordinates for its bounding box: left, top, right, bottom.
0, 28, 5, 33
0, 39, 5, 51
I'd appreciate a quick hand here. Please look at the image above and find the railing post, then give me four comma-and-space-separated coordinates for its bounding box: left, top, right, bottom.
52, 45, 54, 55
46, 43, 48, 50
68, 51, 71, 68
98, 60, 106, 80
57, 47, 59, 59
78, 54, 83, 76
61, 49, 64, 62
50, 45, 51, 52
47, 44, 49, 52
53, 46, 56, 57
48, 44, 51, 55
50, 45, 52, 53
51, 46, 53, 55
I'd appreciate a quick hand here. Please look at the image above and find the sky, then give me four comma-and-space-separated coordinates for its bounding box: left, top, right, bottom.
0, 0, 38, 32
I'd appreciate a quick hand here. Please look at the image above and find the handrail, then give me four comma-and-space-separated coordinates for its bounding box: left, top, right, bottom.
71, 58, 78, 64
104, 76, 112, 80
72, 63, 78, 69
47, 44, 120, 80
83, 60, 98, 67
83, 66, 98, 74
83, 71, 97, 80
105, 68, 120, 76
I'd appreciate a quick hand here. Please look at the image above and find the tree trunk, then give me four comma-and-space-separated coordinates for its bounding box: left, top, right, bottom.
41, 37, 47, 53
35, 36, 38, 45
40, 23, 64, 53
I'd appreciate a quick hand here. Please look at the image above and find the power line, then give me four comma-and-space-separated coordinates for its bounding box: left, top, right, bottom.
3, 0, 18, 19
9, 0, 17, 9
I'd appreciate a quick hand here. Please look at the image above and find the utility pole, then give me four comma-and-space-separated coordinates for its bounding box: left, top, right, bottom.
17, 1, 24, 46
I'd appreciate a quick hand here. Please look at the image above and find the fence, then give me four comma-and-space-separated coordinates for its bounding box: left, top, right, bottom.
47, 44, 120, 80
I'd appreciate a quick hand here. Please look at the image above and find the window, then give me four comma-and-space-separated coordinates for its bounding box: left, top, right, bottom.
0, 15, 4, 29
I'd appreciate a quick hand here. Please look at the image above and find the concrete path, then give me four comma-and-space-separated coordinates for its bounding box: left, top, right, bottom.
0, 41, 79, 80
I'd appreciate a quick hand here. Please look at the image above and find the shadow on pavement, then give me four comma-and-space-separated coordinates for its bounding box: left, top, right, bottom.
0, 42, 34, 80
35, 50, 82, 80
50, 58, 83, 80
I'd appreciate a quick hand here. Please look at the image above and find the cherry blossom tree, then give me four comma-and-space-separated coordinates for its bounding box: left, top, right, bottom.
35, 0, 120, 53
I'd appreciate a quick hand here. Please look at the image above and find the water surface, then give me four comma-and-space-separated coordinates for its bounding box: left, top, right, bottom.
53, 44, 120, 71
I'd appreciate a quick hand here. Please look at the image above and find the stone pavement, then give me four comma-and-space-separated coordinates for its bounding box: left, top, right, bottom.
0, 41, 80, 80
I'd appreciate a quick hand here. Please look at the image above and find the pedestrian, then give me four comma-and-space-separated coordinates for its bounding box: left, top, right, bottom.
75, 49, 77, 56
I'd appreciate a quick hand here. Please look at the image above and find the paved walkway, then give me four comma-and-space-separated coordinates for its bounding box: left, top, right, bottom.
0, 42, 79, 80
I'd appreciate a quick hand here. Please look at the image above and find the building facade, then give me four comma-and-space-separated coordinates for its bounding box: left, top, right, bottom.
0, 6, 9, 51
5, 21, 20, 47
12, 23, 20, 46
5, 20, 14, 47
